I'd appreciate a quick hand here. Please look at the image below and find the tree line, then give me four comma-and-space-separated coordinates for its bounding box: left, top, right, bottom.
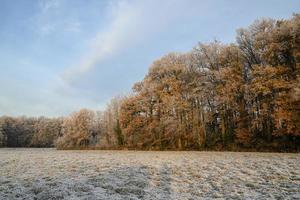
0, 116, 62, 147
1, 14, 299, 151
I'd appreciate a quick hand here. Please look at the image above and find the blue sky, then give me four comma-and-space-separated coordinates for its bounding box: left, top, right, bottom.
0, 0, 299, 117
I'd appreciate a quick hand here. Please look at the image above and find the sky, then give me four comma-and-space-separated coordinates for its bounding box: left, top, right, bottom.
0, 0, 299, 117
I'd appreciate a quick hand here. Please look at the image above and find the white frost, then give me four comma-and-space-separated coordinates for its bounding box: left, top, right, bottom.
0, 149, 299, 199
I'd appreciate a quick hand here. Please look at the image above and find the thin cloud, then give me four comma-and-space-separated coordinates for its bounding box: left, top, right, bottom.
36, 0, 81, 36
62, 0, 141, 82
39, 0, 61, 14
62, 0, 194, 83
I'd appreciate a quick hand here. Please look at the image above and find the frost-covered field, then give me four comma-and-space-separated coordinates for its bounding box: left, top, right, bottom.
0, 149, 299, 200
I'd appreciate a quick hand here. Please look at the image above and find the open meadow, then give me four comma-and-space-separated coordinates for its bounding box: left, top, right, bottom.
0, 149, 299, 199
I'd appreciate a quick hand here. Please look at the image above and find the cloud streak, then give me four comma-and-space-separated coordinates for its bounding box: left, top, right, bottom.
62, 0, 193, 83
62, 0, 142, 82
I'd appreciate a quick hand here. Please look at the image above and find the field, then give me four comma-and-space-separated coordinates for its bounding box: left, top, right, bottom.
0, 149, 299, 199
